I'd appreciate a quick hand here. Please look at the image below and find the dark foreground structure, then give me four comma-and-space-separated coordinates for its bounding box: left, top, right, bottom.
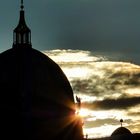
88, 127, 140, 140
0, 1, 83, 140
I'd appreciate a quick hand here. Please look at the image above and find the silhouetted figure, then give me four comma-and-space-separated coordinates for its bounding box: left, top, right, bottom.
0, 1, 83, 140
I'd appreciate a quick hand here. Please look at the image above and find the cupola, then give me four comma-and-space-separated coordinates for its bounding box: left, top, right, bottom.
13, 0, 31, 48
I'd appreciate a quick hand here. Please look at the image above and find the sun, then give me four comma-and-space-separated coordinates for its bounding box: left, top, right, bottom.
78, 109, 89, 117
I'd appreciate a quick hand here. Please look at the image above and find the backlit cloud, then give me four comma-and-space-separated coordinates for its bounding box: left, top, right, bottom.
43, 49, 140, 138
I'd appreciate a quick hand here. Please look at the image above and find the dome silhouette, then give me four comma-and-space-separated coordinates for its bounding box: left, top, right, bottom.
111, 127, 132, 136
0, 47, 83, 139
0, 47, 75, 111
0, 1, 83, 140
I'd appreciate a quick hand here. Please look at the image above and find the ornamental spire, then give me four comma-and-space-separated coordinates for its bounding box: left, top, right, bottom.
21, 0, 24, 10
13, 0, 32, 48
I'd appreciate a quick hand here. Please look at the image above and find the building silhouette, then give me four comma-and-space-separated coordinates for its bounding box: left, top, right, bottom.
111, 119, 132, 137
89, 120, 140, 140
88, 128, 140, 140
0, 1, 83, 140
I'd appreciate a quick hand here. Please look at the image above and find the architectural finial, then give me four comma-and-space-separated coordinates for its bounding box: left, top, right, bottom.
21, 0, 24, 10
120, 119, 123, 127
13, 0, 32, 48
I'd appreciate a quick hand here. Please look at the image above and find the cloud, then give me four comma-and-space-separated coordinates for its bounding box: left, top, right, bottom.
84, 118, 119, 128
83, 97, 140, 110
84, 118, 132, 128
44, 49, 140, 137
45, 49, 140, 100
43, 49, 106, 63
71, 62, 140, 100
127, 112, 140, 116
127, 122, 140, 133
71, 70, 140, 98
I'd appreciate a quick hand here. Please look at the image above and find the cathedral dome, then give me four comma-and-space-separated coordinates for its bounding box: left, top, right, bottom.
111, 127, 132, 136
0, 1, 83, 140
0, 47, 75, 113
0, 45, 81, 140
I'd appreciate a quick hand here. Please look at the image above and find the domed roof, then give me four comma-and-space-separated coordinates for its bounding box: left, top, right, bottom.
111, 127, 132, 136
0, 47, 78, 139
0, 1, 83, 139
0, 47, 75, 114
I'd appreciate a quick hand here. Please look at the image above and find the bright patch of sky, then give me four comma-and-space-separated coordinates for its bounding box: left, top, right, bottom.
43, 50, 106, 63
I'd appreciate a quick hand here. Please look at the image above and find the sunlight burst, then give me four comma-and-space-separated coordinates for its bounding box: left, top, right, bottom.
78, 108, 90, 117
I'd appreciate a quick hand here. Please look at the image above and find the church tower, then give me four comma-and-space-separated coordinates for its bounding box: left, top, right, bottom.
13, 0, 31, 48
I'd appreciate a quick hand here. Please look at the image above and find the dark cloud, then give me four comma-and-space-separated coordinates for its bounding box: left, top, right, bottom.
72, 78, 95, 95
125, 73, 140, 86
42, 0, 140, 64
110, 72, 140, 86
69, 62, 140, 99
82, 97, 140, 110
127, 112, 140, 116
1, 0, 140, 64
71, 73, 140, 97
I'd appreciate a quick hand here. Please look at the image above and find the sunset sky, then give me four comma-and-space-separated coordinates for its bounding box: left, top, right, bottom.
0, 0, 140, 138
44, 50, 140, 138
